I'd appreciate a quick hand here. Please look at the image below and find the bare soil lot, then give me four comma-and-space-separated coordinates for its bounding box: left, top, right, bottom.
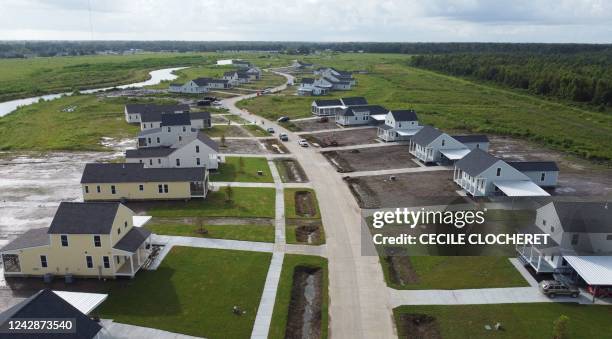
292, 119, 338, 132
218, 139, 268, 154
285, 266, 323, 339
274, 158, 308, 183
261, 139, 290, 154
211, 115, 229, 124
295, 190, 317, 217
396, 313, 442, 339
488, 136, 612, 196
303, 128, 378, 148
323, 145, 418, 173
345, 171, 466, 208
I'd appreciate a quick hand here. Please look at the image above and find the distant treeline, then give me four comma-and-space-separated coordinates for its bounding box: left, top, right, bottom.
411, 53, 612, 107
1, 41, 612, 58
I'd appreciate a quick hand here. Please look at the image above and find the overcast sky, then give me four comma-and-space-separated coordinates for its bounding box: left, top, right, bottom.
1, 0, 611, 43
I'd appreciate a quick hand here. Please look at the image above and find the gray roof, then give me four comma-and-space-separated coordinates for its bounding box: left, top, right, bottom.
125, 104, 189, 115
207, 79, 229, 84
197, 131, 219, 152
390, 110, 418, 121
125, 147, 175, 158
81, 163, 206, 184
301, 78, 315, 84
338, 107, 356, 117
452, 135, 490, 144
48, 202, 121, 234
552, 202, 612, 233
411, 125, 443, 147
192, 77, 211, 86
114, 227, 152, 252
138, 128, 162, 137
455, 148, 500, 177
313, 99, 342, 107
1, 227, 50, 251
190, 111, 211, 120
161, 113, 191, 126
508, 161, 559, 172
0, 289, 102, 338
223, 71, 237, 77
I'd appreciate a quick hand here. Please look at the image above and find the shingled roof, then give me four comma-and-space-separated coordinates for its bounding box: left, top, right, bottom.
454, 149, 501, 177
113, 227, 152, 252
125, 147, 176, 158
452, 135, 490, 144
161, 113, 191, 126
390, 110, 418, 122
81, 163, 206, 184
1, 227, 50, 251
411, 125, 443, 147
508, 161, 559, 172
48, 202, 121, 234
197, 131, 219, 152
125, 104, 189, 115
313, 99, 342, 107
552, 202, 612, 233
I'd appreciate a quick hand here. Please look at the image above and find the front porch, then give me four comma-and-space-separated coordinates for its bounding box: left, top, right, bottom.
516, 244, 555, 273
113, 227, 153, 278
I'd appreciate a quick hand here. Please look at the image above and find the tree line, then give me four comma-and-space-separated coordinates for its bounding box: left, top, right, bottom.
410, 53, 612, 108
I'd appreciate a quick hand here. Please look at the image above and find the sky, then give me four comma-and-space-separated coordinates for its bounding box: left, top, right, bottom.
1, 0, 611, 43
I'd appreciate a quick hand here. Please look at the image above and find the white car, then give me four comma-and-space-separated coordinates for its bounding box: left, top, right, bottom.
211, 101, 223, 107
298, 139, 309, 147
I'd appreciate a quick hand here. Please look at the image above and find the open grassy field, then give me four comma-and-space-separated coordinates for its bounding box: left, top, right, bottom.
269, 254, 329, 339
394, 303, 612, 339
212, 156, 273, 183
97, 246, 271, 338
146, 222, 275, 242
146, 187, 275, 218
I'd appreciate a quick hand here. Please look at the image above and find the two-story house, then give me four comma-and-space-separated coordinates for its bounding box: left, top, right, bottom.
409, 126, 469, 164
124, 104, 189, 124
140, 112, 211, 131
377, 110, 422, 142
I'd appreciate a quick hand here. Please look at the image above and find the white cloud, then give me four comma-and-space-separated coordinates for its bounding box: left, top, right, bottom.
0, 0, 610, 42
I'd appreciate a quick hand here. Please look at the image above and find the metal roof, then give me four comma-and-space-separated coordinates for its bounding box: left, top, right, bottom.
439, 148, 471, 160
563, 256, 612, 285
396, 129, 422, 136
53, 290, 108, 315
494, 180, 551, 197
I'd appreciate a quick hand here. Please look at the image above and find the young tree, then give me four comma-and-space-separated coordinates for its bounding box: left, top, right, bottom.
195, 216, 207, 235
553, 315, 570, 339
224, 185, 233, 203
220, 134, 226, 147
238, 157, 245, 174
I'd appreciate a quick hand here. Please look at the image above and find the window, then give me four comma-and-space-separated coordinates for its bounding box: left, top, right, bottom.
476, 144, 480, 149
551, 226, 555, 232
156, 137, 160, 143
551, 255, 555, 262
61, 235, 68, 247
571, 234, 579, 245
111, 185, 116, 194
541, 172, 546, 181
179, 136, 182, 142
543, 219, 547, 225
116, 256, 120, 264
607, 234, 612, 241
496, 168, 501, 176
167, 127, 171, 132
85, 185, 89, 193
442, 139, 445, 146
158, 184, 163, 193
176, 158, 181, 166
183, 126, 186, 132
149, 159, 153, 165
139, 160, 143, 164
139, 184, 144, 191
158, 159, 161, 164
96, 185, 101, 193
40, 255, 48, 268
164, 184, 169, 193
196, 145, 200, 153
124, 221, 128, 228
147, 137, 151, 144
93, 235, 101, 247
103, 256, 110, 269
196, 158, 201, 166
117, 228, 121, 235
86, 256, 93, 269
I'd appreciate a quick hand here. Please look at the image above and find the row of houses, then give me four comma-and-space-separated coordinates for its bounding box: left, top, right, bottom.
298, 67, 356, 96
169, 67, 262, 94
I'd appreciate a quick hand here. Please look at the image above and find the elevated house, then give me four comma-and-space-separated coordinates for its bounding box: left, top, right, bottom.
311, 97, 369, 116
222, 71, 239, 85
377, 110, 422, 142
516, 201, 612, 289
0, 202, 152, 279
81, 163, 209, 201
138, 114, 201, 148
297, 78, 331, 96
452, 135, 490, 151
508, 161, 559, 188
179, 77, 210, 93
409, 126, 470, 164
335, 105, 388, 126
453, 149, 553, 197
124, 104, 189, 123
140, 111, 211, 131
246, 67, 262, 80
126, 131, 219, 170
292, 60, 313, 69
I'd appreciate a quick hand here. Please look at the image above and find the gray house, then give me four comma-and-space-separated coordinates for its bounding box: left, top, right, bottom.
409, 126, 468, 164
140, 112, 211, 131
335, 105, 388, 126
124, 104, 189, 123
377, 110, 421, 142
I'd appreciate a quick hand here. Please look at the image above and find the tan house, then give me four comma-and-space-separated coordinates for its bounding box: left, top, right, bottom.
0, 202, 152, 279
81, 163, 209, 201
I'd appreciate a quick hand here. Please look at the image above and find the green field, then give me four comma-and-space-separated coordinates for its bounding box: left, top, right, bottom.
97, 247, 271, 338
212, 156, 273, 183
394, 303, 612, 339
269, 254, 329, 339
146, 223, 274, 242
146, 187, 275, 218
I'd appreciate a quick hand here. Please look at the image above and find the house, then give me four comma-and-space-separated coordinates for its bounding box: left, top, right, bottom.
246, 67, 262, 80
297, 78, 331, 96
453, 149, 551, 197
292, 60, 313, 69
0, 202, 152, 279
81, 163, 209, 201
340, 97, 368, 106
206, 78, 231, 89
314, 67, 356, 90
222, 71, 239, 85
452, 135, 490, 151
516, 201, 612, 288
377, 110, 422, 142
138, 114, 199, 147
335, 105, 388, 126
0, 289, 106, 338
508, 161, 559, 187
126, 131, 219, 170
124, 104, 189, 123
311, 99, 344, 116
236, 71, 251, 83
140, 112, 211, 131
409, 126, 470, 164
168, 83, 184, 93
181, 78, 211, 93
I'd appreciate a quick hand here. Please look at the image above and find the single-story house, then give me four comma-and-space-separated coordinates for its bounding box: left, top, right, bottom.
409, 126, 469, 164
335, 104, 388, 126
124, 104, 189, 123
508, 161, 559, 187
453, 148, 551, 197
292, 60, 313, 68
452, 135, 490, 151
126, 131, 219, 170
0, 202, 152, 279
377, 109, 422, 142
140, 111, 211, 131
311, 99, 344, 116
81, 163, 209, 201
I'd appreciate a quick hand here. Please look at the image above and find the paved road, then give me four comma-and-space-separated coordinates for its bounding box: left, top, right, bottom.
294, 125, 377, 135
224, 70, 397, 339
319, 142, 407, 152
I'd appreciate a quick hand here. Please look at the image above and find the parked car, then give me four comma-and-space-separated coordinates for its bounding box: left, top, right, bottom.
212, 101, 223, 107
298, 139, 309, 147
263, 88, 272, 94
539, 280, 580, 298
277, 116, 290, 123
279, 133, 289, 141
197, 100, 212, 106
266, 127, 275, 134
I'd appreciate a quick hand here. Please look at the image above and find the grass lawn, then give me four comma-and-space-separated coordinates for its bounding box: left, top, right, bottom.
205, 125, 247, 137
146, 223, 275, 242
237, 95, 314, 120
381, 256, 528, 290
97, 247, 271, 338
0, 94, 154, 151
394, 303, 612, 339
147, 187, 275, 218
225, 114, 251, 124
269, 254, 329, 339
284, 188, 321, 219
284, 188, 326, 245
243, 124, 270, 136
212, 156, 273, 183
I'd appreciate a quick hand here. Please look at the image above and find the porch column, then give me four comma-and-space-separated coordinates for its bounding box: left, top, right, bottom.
136, 249, 141, 267
129, 256, 135, 276
537, 255, 542, 271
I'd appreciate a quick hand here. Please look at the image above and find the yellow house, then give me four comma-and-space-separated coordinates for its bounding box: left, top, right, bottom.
0, 202, 152, 279
80, 163, 208, 201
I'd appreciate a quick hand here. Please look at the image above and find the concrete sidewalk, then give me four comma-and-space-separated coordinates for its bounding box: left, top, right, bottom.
250, 252, 284, 339
319, 142, 407, 152
295, 125, 376, 135
211, 182, 276, 188
220, 153, 296, 158
347, 165, 451, 177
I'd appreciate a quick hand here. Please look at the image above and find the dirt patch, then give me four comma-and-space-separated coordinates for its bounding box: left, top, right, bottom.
149, 216, 273, 226
215, 125, 251, 137
293, 119, 338, 132
211, 115, 229, 123
285, 266, 323, 339
218, 139, 268, 154
396, 313, 442, 339
488, 135, 612, 196
383, 248, 419, 286
275, 158, 308, 182
295, 191, 317, 217
303, 128, 378, 148
323, 145, 418, 173
294, 222, 322, 244
261, 139, 290, 154
345, 171, 468, 208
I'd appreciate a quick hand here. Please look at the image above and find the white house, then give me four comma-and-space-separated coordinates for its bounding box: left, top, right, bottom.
452, 135, 490, 151
508, 161, 559, 187
292, 60, 313, 69
140, 112, 211, 131
377, 110, 422, 142
126, 131, 219, 170
246, 67, 262, 80
138, 117, 200, 149
181, 78, 210, 93
222, 71, 239, 85
124, 104, 189, 123
311, 99, 344, 116
453, 149, 551, 197
335, 105, 388, 126
409, 126, 469, 164
297, 78, 330, 96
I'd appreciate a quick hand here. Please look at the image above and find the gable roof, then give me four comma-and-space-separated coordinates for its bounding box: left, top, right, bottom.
161, 113, 191, 126
411, 125, 443, 147
81, 163, 206, 184
455, 148, 501, 177
452, 135, 490, 144
125, 104, 189, 115
1, 227, 50, 251
113, 227, 152, 252
223, 71, 237, 77
190, 111, 211, 120
48, 202, 121, 234
301, 78, 315, 84
508, 161, 559, 172
389, 110, 418, 122
125, 147, 176, 158
196, 131, 219, 152
552, 202, 612, 233
0, 289, 102, 338
138, 127, 162, 137
313, 99, 342, 107
192, 77, 212, 86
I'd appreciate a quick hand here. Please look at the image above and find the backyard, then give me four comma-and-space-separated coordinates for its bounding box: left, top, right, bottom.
212, 156, 273, 183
